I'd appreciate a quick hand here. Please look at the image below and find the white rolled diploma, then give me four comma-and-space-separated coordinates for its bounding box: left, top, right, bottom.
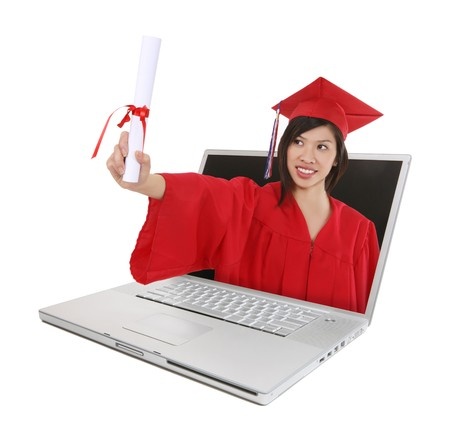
123, 36, 161, 182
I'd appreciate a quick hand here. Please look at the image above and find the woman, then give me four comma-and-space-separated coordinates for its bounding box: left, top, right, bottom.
107, 77, 382, 313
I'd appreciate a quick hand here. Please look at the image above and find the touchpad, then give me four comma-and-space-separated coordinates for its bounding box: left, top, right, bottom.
123, 313, 212, 346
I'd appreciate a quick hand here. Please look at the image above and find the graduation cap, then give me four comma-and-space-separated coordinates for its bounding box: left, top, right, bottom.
264, 77, 383, 178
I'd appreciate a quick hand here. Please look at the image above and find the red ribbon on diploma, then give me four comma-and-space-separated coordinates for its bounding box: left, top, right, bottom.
91, 104, 150, 158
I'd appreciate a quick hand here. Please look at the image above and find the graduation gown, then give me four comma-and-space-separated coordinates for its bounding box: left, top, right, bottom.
130, 173, 380, 313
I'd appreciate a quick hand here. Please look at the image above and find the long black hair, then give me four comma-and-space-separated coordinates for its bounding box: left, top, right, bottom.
277, 116, 349, 205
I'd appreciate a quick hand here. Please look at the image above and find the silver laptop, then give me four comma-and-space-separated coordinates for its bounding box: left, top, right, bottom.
39, 150, 411, 405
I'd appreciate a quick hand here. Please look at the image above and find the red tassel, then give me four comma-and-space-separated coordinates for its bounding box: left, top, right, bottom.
264, 103, 280, 179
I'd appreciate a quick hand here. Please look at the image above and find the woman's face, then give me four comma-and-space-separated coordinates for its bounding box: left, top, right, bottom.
286, 125, 338, 193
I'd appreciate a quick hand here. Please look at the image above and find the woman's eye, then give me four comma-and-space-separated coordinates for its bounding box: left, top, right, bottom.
318, 144, 328, 150
293, 139, 303, 146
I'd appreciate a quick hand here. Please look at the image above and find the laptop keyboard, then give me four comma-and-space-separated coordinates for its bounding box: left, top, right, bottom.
137, 279, 324, 337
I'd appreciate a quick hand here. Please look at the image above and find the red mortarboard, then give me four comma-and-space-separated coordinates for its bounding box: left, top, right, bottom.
264, 77, 383, 178
273, 76, 382, 138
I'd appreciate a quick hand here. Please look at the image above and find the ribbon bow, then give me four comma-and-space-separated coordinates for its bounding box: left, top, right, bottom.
91, 104, 150, 158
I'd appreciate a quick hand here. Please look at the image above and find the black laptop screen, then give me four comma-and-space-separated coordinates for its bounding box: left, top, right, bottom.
200, 153, 403, 248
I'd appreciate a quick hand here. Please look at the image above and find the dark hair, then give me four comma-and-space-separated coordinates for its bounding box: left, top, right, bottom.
277, 116, 349, 204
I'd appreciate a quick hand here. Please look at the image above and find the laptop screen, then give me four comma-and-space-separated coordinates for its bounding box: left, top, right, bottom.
197, 149, 411, 319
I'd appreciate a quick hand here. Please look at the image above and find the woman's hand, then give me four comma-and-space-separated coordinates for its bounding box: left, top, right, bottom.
106, 131, 165, 198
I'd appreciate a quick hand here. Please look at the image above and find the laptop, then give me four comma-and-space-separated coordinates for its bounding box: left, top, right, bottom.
39, 150, 411, 405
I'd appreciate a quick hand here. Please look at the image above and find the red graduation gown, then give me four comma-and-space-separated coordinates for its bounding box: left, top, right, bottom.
130, 173, 379, 313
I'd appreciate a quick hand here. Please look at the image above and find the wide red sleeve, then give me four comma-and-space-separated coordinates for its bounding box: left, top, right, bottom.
353, 220, 380, 312
130, 173, 259, 284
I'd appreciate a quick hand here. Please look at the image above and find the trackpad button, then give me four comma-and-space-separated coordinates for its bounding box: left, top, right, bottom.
123, 313, 212, 346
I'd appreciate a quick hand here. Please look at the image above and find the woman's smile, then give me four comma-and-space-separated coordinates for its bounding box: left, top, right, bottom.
295, 165, 318, 178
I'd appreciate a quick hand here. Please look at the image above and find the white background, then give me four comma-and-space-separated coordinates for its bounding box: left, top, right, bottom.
1, 0, 448, 430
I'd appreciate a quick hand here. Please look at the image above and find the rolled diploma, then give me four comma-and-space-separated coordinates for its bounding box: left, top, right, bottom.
123, 36, 161, 182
